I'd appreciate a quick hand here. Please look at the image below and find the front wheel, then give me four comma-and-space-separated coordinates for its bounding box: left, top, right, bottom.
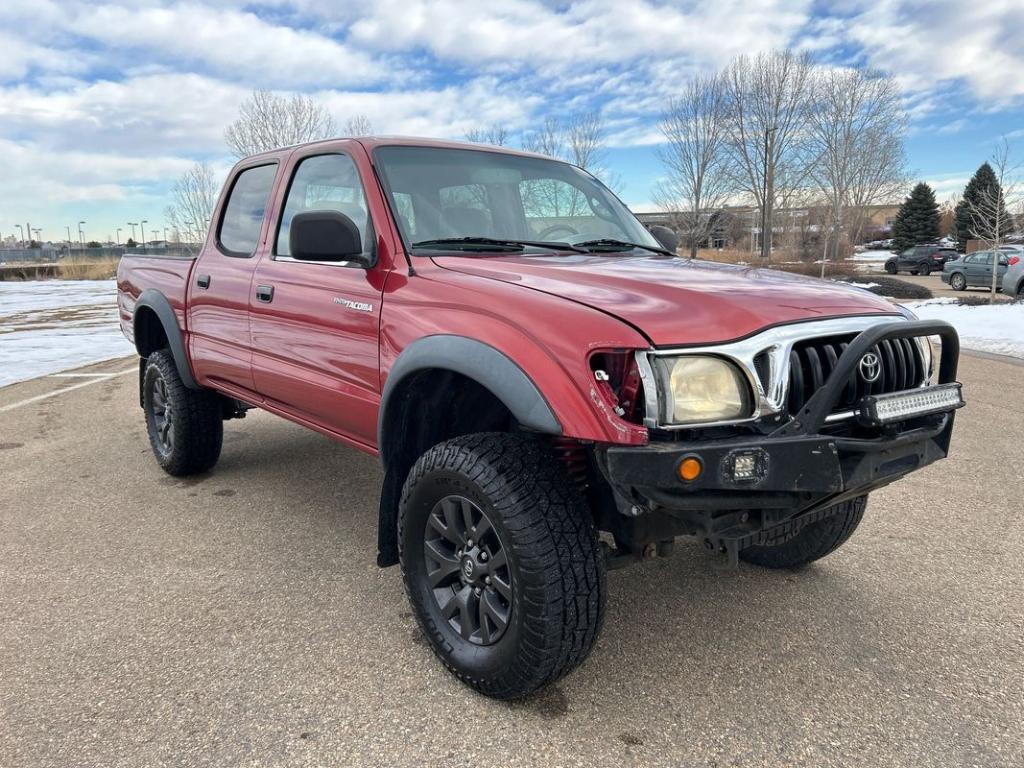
884, 261, 898, 274
740, 496, 866, 569
399, 433, 605, 699
950, 272, 967, 291
143, 350, 223, 476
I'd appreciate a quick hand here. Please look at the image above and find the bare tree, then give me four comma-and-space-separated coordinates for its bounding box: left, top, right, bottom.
723, 50, 815, 260
224, 90, 336, 158
807, 67, 907, 268
963, 139, 1021, 302
654, 73, 732, 258
522, 116, 566, 159
344, 114, 373, 136
465, 124, 510, 146
164, 162, 219, 253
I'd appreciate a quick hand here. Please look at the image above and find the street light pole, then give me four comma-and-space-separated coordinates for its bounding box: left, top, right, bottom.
140, 219, 148, 247
127, 222, 137, 243
116, 228, 122, 246
15, 224, 24, 246
78, 221, 86, 247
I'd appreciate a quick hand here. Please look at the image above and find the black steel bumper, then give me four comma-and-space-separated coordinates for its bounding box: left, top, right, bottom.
602, 320, 963, 520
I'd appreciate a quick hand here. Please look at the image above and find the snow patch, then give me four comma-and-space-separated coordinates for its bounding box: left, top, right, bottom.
0, 279, 134, 387
904, 299, 1024, 359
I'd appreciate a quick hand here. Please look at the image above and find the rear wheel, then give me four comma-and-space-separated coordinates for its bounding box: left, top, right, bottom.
398, 433, 605, 699
950, 272, 967, 291
919, 262, 931, 276
143, 350, 223, 476
740, 496, 866, 569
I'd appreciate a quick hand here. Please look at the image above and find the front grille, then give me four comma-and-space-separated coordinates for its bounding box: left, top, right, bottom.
786, 334, 925, 415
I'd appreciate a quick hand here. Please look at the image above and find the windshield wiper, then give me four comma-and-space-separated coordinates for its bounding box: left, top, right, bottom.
411, 237, 588, 253
574, 238, 675, 257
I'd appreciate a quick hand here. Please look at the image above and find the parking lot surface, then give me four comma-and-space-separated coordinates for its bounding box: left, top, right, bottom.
1, 355, 1022, 768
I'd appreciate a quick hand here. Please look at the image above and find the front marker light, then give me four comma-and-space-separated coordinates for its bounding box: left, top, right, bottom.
653, 355, 752, 425
863, 383, 964, 424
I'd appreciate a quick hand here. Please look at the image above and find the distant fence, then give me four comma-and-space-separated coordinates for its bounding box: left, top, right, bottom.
0, 245, 197, 264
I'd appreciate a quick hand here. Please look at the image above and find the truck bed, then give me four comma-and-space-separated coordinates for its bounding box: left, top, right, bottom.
116, 253, 196, 347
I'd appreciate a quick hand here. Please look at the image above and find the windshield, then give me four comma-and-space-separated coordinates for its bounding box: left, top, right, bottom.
373, 146, 660, 253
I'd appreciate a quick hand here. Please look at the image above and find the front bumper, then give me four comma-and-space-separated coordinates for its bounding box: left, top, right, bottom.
599, 320, 964, 554
603, 410, 956, 511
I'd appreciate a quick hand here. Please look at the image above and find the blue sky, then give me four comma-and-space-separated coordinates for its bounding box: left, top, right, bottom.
1, 0, 1023, 243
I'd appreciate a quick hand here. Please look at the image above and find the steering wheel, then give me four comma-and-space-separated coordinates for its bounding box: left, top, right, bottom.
537, 224, 580, 240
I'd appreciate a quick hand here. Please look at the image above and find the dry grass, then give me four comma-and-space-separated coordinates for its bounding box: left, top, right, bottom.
693, 248, 859, 278
56, 256, 121, 280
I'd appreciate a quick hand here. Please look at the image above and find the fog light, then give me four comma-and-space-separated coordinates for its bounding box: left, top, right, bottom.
724, 449, 769, 485
678, 456, 703, 482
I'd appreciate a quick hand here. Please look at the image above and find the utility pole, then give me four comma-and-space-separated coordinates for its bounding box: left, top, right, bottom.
760, 126, 777, 261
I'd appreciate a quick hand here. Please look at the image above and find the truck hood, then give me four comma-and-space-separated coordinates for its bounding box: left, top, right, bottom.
432, 253, 901, 346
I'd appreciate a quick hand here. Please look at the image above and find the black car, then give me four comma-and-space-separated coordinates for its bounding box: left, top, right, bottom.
884, 245, 959, 276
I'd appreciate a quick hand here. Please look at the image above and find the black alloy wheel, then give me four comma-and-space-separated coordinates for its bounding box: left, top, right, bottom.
423, 495, 513, 646
148, 372, 174, 457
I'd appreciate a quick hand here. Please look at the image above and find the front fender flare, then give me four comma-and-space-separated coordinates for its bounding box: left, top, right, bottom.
134, 289, 199, 389
377, 335, 562, 450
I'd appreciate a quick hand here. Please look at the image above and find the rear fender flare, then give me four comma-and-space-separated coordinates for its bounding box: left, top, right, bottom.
134, 289, 199, 389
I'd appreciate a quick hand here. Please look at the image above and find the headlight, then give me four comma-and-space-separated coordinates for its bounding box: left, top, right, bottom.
651, 355, 753, 425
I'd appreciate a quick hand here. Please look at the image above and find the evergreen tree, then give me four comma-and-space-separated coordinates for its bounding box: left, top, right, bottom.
891, 182, 940, 251
953, 162, 1010, 248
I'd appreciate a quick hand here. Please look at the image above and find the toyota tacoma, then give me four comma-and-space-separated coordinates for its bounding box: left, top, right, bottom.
118, 137, 964, 699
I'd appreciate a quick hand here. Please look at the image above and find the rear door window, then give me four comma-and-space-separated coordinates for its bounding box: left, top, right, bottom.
218, 164, 278, 256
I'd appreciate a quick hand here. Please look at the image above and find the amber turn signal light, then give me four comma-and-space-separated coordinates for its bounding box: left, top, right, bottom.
678, 456, 703, 482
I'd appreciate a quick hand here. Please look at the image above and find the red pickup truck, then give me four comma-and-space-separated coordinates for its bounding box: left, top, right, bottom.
118, 137, 964, 699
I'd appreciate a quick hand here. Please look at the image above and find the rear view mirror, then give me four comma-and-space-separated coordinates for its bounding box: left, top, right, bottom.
648, 225, 680, 254
289, 210, 371, 266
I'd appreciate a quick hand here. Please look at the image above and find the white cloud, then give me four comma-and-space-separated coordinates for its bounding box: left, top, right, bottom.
348, 0, 813, 71
845, 0, 1024, 105
0, 138, 192, 213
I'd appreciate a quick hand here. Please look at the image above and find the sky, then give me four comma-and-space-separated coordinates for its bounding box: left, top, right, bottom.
2, 0, 1024, 244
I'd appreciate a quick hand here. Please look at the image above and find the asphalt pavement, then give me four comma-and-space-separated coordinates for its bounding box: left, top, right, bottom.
1, 354, 1021, 768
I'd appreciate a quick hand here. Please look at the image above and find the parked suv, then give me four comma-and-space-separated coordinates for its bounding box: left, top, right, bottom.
885, 245, 959, 275
117, 137, 964, 699
1000, 253, 1024, 297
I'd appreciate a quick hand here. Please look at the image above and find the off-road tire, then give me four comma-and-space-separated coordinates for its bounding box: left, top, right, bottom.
950, 272, 967, 291
739, 496, 866, 569
143, 350, 223, 476
398, 433, 605, 700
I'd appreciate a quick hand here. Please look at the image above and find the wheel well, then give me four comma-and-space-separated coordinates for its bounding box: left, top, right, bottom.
134, 306, 169, 357
381, 368, 514, 475
376, 368, 515, 566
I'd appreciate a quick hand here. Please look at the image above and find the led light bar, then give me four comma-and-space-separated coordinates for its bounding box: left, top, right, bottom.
863, 383, 965, 425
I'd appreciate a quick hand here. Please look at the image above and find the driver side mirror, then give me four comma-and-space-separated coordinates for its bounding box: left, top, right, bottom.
289, 210, 371, 266
648, 225, 680, 254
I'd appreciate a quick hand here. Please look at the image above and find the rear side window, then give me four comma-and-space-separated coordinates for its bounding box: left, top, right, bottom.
218, 164, 277, 255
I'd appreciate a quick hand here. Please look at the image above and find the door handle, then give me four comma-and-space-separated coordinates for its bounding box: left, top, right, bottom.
256, 284, 274, 303
196, 274, 210, 289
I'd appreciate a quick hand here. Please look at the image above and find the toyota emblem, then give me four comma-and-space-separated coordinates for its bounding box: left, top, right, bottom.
859, 352, 881, 383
